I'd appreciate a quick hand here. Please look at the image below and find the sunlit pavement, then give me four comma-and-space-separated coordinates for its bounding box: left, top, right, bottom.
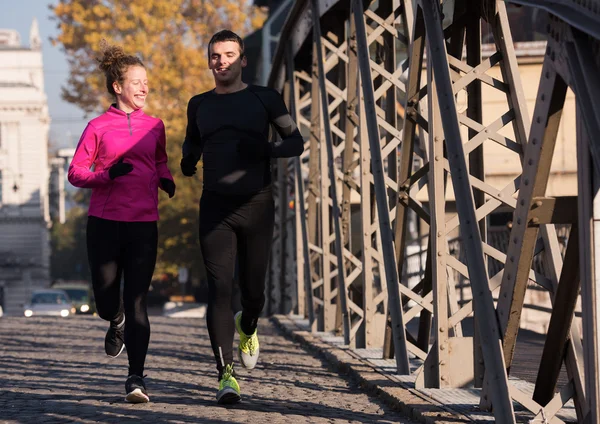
0, 315, 417, 423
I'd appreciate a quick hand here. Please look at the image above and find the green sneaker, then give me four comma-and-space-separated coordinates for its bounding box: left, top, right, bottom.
216, 364, 241, 404
234, 311, 260, 369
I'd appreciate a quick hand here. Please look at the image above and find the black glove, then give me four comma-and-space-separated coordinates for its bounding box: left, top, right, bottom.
237, 137, 272, 162
180, 155, 197, 177
109, 157, 133, 180
160, 178, 176, 198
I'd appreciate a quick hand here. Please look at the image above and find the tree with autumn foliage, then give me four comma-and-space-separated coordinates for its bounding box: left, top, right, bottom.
50, 1, 267, 286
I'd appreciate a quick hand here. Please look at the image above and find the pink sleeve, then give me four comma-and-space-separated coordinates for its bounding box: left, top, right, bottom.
155, 120, 173, 181
67, 123, 111, 188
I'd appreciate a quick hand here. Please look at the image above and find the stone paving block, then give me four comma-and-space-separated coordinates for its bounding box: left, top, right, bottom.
0, 315, 418, 423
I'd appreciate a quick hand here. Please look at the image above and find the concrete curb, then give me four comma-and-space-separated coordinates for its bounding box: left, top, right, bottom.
271, 314, 472, 424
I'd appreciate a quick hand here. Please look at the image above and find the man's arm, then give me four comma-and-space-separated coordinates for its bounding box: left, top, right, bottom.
266, 89, 305, 158
181, 95, 205, 176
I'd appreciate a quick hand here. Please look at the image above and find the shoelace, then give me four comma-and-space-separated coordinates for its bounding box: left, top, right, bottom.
246, 336, 256, 355
222, 364, 234, 381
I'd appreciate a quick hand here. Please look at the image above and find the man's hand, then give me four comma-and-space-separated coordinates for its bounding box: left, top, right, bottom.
180, 155, 197, 177
237, 137, 272, 162
160, 178, 176, 198
109, 157, 134, 180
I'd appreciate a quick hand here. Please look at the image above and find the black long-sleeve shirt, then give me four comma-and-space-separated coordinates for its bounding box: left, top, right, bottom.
182, 85, 304, 195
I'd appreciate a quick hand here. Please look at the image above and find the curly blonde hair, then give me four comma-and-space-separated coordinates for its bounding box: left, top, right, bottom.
97, 40, 145, 96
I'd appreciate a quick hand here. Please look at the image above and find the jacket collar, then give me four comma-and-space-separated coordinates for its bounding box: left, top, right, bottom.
107, 104, 145, 117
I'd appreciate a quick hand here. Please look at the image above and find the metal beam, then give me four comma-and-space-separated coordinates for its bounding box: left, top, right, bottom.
419, 0, 515, 420
352, 0, 411, 374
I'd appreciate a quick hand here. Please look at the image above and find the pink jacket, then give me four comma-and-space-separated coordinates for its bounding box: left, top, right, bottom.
68, 105, 173, 222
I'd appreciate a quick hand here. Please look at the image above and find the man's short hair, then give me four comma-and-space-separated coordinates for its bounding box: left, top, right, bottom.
208, 30, 245, 59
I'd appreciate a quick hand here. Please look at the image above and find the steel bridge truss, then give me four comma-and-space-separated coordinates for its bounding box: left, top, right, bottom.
265, 0, 600, 422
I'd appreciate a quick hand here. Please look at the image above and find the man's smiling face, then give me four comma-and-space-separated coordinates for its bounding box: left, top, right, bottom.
209, 41, 247, 86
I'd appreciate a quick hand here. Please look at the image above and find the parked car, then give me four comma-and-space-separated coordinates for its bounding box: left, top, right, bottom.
52, 281, 96, 315
24, 289, 75, 318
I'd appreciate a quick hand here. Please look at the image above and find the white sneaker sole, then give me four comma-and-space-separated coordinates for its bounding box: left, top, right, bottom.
106, 343, 125, 358
125, 388, 150, 403
217, 387, 241, 405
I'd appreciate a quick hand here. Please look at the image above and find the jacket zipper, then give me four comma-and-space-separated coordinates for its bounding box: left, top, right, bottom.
127, 113, 132, 135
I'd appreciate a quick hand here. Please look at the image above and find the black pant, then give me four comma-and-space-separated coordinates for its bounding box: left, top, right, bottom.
87, 216, 158, 377
199, 187, 274, 376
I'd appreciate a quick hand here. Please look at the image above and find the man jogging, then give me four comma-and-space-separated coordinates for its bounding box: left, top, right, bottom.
180, 29, 303, 404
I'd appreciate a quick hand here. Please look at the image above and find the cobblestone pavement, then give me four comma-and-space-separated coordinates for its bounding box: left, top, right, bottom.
0, 315, 417, 423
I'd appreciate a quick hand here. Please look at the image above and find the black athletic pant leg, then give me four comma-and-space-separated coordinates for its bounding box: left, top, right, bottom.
122, 221, 158, 377
237, 189, 274, 335
199, 189, 275, 377
87, 216, 157, 377
199, 192, 238, 377
87, 216, 124, 322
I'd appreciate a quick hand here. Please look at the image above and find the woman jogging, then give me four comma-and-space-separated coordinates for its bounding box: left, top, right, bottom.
68, 42, 176, 403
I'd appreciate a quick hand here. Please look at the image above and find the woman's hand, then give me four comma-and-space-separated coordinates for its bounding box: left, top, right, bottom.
109, 158, 134, 180
160, 178, 176, 198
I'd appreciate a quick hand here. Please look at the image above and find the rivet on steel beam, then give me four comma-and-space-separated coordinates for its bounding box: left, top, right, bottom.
435, 156, 440, 161
440, 345, 446, 351
440, 361, 446, 366
439, 327, 445, 332
507, 221, 513, 229
535, 200, 543, 207
438, 251, 443, 257
438, 231, 442, 237
441, 376, 447, 381
530, 217, 539, 225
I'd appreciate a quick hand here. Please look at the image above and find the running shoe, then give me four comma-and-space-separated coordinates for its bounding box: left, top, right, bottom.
216, 364, 241, 404
234, 311, 260, 369
125, 374, 150, 403
105, 316, 125, 358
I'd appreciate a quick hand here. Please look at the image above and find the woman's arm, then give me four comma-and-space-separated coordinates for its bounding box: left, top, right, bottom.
67, 123, 111, 188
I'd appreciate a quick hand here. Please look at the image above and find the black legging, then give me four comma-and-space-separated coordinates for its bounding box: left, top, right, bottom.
87, 216, 158, 377
199, 187, 274, 376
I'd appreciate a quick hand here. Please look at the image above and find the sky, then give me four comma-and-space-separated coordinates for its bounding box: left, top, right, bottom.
0, 0, 88, 151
